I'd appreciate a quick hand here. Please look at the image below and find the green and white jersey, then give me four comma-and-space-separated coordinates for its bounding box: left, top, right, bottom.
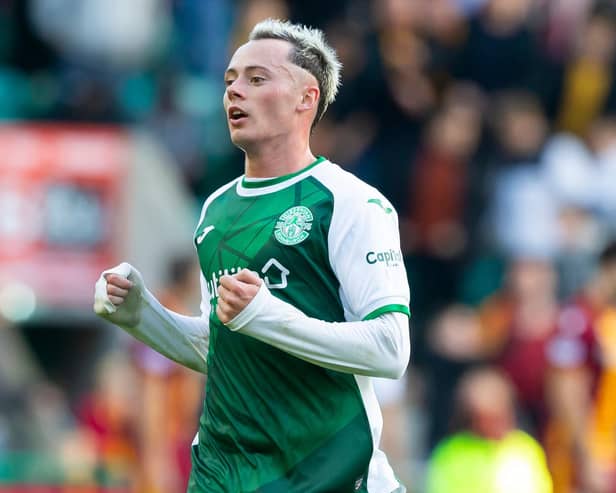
189, 157, 410, 493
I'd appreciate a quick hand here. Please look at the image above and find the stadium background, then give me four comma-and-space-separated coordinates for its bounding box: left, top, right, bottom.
1, 0, 616, 491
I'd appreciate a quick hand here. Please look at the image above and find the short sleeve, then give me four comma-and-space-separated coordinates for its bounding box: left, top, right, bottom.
328, 189, 410, 321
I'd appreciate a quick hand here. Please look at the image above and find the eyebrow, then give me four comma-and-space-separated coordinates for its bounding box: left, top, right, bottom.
224, 65, 274, 77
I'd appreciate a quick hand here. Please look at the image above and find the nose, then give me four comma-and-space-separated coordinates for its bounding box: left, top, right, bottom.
226, 80, 244, 101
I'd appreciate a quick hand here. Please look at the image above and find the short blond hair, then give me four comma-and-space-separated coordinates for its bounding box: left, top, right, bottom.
249, 18, 342, 126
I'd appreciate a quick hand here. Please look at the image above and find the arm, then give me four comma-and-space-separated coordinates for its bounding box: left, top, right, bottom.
545, 310, 606, 491
219, 274, 409, 378
93, 262, 210, 373
545, 307, 595, 455
216, 185, 411, 378
546, 366, 593, 452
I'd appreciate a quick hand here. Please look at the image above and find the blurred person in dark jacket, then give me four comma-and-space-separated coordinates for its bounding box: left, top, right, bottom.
456, 0, 543, 93
402, 83, 484, 363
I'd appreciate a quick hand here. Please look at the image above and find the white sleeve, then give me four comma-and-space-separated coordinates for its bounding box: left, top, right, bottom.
94, 263, 210, 373
329, 190, 410, 321
226, 283, 410, 379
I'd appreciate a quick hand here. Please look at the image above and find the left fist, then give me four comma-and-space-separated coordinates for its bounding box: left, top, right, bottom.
216, 269, 262, 324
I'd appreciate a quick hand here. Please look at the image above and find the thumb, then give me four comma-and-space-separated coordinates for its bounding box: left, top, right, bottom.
234, 268, 262, 286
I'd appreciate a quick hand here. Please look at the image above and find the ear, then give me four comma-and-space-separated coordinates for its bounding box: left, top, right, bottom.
297, 85, 320, 114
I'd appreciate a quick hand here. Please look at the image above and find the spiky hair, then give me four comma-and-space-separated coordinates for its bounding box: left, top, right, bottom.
249, 18, 342, 126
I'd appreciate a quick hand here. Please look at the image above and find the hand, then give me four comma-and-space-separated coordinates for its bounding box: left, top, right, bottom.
104, 274, 134, 307
216, 269, 262, 324
93, 262, 144, 327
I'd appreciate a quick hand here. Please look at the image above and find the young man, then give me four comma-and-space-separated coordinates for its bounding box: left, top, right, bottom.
94, 19, 410, 493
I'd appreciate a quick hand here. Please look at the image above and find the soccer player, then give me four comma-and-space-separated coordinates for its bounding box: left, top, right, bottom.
94, 19, 410, 493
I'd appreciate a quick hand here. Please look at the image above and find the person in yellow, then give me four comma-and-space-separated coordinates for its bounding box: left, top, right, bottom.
426, 368, 553, 493
584, 305, 616, 492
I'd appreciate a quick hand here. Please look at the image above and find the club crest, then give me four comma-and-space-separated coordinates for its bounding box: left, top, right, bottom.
274, 206, 313, 246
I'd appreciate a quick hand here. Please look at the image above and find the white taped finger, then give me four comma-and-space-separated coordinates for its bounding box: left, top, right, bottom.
94, 274, 117, 314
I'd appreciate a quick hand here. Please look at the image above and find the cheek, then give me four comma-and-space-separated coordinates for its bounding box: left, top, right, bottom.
262, 88, 296, 118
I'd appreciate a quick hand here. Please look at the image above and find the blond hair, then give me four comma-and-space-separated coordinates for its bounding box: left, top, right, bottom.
249, 18, 342, 126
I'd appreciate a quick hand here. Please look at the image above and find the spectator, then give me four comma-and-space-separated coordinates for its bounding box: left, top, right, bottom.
545, 240, 616, 493
75, 350, 139, 489
455, 0, 543, 93
427, 304, 485, 447
588, 115, 616, 229
554, 6, 616, 137
478, 258, 558, 436
486, 91, 558, 259
425, 367, 553, 493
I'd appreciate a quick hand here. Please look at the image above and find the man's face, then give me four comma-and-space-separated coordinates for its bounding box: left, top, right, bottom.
223, 39, 312, 150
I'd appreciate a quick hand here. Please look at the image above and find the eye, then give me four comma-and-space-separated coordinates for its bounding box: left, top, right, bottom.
250, 76, 265, 84
224, 78, 235, 87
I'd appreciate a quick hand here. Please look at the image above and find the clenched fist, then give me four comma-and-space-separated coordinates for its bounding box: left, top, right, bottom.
216, 269, 262, 324
94, 262, 144, 328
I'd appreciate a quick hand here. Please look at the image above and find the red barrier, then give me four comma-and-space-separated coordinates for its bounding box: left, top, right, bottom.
0, 487, 130, 493
0, 124, 128, 312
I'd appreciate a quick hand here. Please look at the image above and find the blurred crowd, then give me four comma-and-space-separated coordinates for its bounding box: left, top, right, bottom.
3, 0, 616, 491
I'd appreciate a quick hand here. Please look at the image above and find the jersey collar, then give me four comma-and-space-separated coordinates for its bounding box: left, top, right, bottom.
237, 156, 327, 196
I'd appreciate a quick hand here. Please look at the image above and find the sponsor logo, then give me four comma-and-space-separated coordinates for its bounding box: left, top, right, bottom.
205, 266, 243, 300
274, 206, 313, 246
205, 258, 290, 300
366, 249, 403, 267
367, 198, 392, 214
196, 225, 215, 245
261, 258, 289, 289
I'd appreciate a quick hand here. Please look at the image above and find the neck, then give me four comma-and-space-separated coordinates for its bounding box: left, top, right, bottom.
243, 133, 315, 178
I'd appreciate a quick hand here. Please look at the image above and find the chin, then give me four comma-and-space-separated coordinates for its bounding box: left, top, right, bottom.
229, 134, 249, 151
229, 130, 261, 152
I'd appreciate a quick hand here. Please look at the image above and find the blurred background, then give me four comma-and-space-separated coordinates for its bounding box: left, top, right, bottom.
2, 0, 616, 491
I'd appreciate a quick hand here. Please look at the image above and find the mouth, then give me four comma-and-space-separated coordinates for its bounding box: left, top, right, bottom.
228, 107, 248, 125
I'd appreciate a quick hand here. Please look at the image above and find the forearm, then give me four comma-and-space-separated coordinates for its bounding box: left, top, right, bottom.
226, 284, 410, 378
126, 288, 210, 373
94, 263, 210, 374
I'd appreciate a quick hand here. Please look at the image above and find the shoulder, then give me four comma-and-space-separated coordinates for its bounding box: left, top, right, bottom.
205, 176, 242, 205
195, 176, 241, 227
430, 433, 485, 462
502, 431, 546, 458
312, 161, 396, 216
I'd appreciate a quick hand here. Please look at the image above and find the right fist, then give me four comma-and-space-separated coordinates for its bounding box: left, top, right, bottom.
94, 262, 144, 327
104, 273, 134, 306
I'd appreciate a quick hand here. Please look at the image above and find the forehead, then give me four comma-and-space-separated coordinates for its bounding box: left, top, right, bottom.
227, 38, 294, 72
